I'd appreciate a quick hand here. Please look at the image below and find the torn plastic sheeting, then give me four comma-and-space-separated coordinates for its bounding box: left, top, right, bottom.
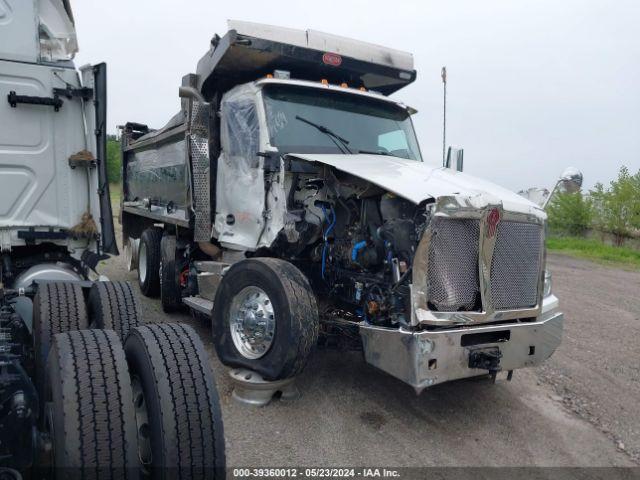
220, 83, 261, 175
214, 150, 266, 250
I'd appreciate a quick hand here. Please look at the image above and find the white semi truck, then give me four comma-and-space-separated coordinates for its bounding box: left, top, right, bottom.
121, 21, 572, 394
0, 1, 225, 477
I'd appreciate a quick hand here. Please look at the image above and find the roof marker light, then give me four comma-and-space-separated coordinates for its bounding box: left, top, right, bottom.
273, 70, 290, 79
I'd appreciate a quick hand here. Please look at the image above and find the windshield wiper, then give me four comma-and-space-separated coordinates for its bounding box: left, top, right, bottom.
295, 115, 352, 154
358, 149, 399, 157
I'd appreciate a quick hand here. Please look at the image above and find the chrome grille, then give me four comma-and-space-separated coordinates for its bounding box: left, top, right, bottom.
427, 218, 480, 311
490, 222, 543, 310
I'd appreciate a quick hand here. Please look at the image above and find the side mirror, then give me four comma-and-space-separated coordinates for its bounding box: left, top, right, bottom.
444, 146, 464, 172
541, 167, 584, 209
559, 167, 583, 193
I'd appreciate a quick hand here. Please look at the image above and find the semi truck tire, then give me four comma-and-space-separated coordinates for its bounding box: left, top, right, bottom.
160, 235, 183, 313
212, 258, 319, 380
138, 228, 162, 297
43, 329, 139, 477
89, 281, 143, 339
33, 282, 89, 399
124, 323, 226, 479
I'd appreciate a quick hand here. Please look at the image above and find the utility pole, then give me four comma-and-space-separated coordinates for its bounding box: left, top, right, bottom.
441, 66, 447, 166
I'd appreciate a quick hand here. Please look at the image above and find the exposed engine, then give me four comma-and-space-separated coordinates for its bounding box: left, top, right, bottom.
281, 169, 431, 327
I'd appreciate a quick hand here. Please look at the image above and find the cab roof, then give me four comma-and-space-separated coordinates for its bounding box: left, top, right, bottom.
196, 20, 417, 99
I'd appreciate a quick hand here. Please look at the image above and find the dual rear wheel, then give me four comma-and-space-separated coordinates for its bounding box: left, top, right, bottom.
33, 281, 225, 478
136, 228, 183, 313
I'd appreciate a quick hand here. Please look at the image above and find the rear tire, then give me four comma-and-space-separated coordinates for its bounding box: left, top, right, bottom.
89, 280, 143, 339
138, 228, 162, 297
212, 258, 319, 380
44, 329, 139, 478
124, 323, 226, 479
33, 282, 88, 398
160, 235, 183, 313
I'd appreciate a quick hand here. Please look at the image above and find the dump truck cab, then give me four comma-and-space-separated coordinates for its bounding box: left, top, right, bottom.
121, 21, 564, 394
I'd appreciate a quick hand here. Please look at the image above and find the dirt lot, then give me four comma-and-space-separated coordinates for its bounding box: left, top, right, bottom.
101, 241, 639, 468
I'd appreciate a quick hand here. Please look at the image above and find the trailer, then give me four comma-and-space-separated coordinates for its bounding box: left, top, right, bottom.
0, 1, 225, 477
121, 20, 568, 393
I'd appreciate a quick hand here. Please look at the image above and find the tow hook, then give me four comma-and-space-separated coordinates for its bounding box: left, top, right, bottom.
468, 348, 503, 382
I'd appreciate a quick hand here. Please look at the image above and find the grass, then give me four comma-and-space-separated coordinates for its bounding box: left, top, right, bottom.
109, 183, 121, 204
547, 236, 640, 270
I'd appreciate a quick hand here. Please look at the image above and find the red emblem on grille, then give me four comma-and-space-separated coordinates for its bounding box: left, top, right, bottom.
486, 208, 501, 238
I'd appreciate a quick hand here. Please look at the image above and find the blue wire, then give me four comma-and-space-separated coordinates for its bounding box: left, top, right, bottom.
321, 243, 328, 279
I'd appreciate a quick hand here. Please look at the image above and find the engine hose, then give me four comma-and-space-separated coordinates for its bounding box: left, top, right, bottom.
351, 240, 367, 262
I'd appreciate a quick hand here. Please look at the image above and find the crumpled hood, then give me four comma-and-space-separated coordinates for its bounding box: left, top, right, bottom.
287, 153, 544, 217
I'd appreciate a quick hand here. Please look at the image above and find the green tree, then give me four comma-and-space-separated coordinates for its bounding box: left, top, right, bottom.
547, 191, 593, 236
106, 134, 121, 184
590, 166, 640, 245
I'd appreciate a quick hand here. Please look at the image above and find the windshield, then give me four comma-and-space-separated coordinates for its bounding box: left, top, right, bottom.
262, 84, 422, 161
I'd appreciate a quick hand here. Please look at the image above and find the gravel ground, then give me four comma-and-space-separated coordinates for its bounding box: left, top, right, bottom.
535, 254, 640, 463
100, 235, 638, 468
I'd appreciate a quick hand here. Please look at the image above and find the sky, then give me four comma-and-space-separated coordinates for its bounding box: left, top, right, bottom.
72, 0, 639, 193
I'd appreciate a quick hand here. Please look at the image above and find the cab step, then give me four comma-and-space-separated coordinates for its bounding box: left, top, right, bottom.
182, 296, 213, 315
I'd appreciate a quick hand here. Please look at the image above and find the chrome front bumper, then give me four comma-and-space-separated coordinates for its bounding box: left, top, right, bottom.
359, 298, 563, 393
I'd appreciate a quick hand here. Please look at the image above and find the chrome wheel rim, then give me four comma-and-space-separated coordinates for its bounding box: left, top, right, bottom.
229, 286, 276, 360
138, 242, 147, 283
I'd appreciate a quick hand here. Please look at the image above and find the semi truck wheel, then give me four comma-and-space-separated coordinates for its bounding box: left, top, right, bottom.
43, 329, 139, 478
138, 228, 162, 297
33, 282, 88, 399
160, 235, 183, 312
212, 258, 319, 380
89, 281, 143, 339
124, 323, 226, 478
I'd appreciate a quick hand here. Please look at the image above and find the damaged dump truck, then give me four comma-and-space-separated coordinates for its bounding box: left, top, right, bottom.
0, 1, 224, 477
121, 20, 566, 393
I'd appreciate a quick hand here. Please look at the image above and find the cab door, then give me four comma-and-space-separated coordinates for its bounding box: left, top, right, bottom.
214, 85, 267, 250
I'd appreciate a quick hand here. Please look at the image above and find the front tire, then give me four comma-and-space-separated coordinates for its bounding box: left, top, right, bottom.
212, 258, 319, 380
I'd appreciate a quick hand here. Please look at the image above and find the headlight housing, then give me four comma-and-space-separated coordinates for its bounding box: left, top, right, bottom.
543, 270, 552, 297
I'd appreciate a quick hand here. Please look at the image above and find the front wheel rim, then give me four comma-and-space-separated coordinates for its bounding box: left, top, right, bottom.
229, 286, 276, 360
